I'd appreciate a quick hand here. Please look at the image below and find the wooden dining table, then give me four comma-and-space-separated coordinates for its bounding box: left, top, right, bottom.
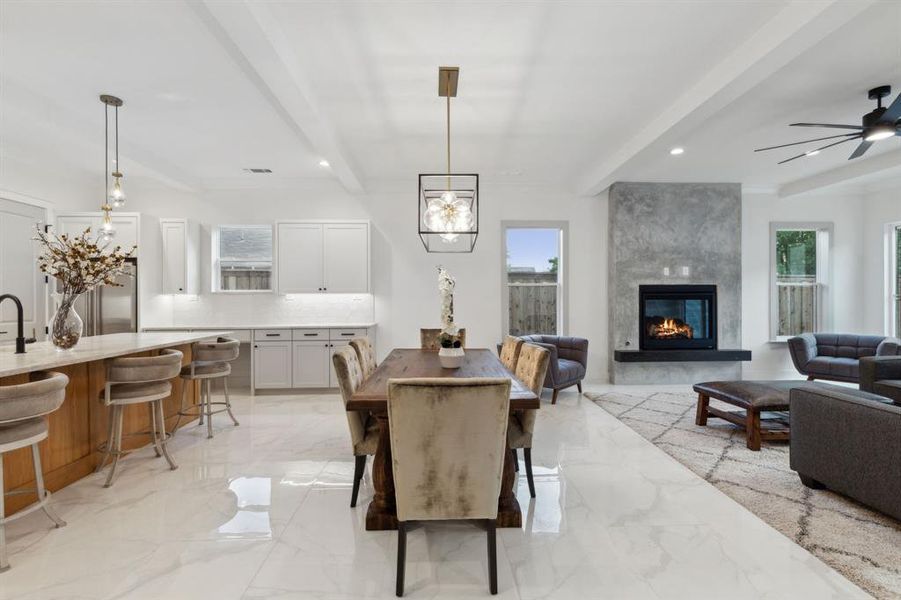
348, 348, 540, 531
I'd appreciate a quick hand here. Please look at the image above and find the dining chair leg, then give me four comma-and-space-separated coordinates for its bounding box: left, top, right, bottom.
524, 447, 536, 498
351, 454, 366, 508
577, 382, 582, 393
149, 402, 162, 457
551, 389, 559, 404
32, 444, 66, 528
486, 519, 498, 595
172, 377, 189, 433
511, 448, 519, 472
205, 380, 214, 439
155, 400, 178, 471
223, 377, 240, 426
396, 521, 407, 597
0, 458, 8, 572
104, 405, 124, 488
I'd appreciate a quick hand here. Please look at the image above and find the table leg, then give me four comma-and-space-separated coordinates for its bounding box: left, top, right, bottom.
365, 413, 398, 531
495, 438, 522, 528
695, 393, 709, 426
746, 407, 762, 451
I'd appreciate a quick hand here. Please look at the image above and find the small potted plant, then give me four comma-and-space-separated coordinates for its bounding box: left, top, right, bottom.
437, 267, 465, 368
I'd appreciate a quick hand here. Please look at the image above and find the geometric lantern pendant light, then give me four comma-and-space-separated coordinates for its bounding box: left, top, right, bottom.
99, 94, 125, 240
418, 66, 479, 253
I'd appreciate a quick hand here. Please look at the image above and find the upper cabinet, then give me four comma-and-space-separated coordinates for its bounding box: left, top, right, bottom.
160, 218, 199, 294
277, 221, 369, 294
56, 212, 140, 256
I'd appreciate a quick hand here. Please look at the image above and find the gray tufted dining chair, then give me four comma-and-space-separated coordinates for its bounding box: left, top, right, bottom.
0, 371, 69, 572
96, 349, 183, 488
349, 337, 377, 379
508, 343, 550, 498
419, 328, 466, 351
388, 377, 511, 596
332, 345, 379, 508
175, 337, 240, 439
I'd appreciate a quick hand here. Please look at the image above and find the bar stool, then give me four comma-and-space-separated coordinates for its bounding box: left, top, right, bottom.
175, 337, 240, 439
96, 349, 183, 488
0, 371, 69, 572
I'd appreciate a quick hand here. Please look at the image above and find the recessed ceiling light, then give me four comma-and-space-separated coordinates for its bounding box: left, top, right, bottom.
805, 149, 820, 157
319, 159, 330, 168
669, 147, 684, 156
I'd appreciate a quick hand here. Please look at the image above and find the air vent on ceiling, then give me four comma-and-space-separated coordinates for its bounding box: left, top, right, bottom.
243, 168, 272, 174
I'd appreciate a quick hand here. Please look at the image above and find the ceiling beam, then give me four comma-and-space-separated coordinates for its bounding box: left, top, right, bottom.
575, 0, 876, 197
779, 147, 901, 197
190, 0, 364, 193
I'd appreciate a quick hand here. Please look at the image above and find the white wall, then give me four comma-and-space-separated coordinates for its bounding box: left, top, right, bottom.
861, 187, 901, 335
88, 179, 611, 382
741, 190, 866, 379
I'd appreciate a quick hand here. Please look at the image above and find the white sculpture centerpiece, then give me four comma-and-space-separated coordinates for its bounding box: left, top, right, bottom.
437, 266, 465, 368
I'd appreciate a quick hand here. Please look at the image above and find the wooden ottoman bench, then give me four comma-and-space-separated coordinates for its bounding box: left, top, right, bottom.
693, 380, 823, 451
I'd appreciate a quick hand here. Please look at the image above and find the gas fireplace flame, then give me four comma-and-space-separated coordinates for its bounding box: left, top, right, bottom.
649, 318, 693, 339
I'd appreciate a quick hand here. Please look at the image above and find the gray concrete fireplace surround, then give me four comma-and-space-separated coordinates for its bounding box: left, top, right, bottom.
609, 182, 743, 384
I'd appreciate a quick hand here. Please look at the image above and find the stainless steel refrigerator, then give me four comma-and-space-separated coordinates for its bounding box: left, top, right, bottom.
70, 258, 138, 335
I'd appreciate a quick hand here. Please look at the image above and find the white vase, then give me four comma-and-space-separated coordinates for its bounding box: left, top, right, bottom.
438, 347, 465, 369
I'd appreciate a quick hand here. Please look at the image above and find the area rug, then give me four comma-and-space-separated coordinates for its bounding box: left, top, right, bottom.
585, 389, 901, 600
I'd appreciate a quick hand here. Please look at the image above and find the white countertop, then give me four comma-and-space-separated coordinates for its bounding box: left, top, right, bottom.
0, 331, 231, 378
143, 323, 375, 330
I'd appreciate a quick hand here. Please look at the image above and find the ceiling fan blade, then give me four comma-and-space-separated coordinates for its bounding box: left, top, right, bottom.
881, 92, 901, 123
777, 135, 861, 164
790, 123, 863, 130
848, 139, 873, 160
754, 132, 860, 152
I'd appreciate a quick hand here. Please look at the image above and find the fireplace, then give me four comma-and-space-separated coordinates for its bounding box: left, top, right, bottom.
639, 284, 717, 350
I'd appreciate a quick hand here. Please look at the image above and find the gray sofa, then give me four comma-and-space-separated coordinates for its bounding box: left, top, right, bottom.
787, 333, 901, 383
860, 353, 901, 405
518, 335, 588, 404
790, 385, 901, 521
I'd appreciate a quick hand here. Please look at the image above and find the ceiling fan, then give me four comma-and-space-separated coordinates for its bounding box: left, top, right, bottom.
755, 85, 901, 164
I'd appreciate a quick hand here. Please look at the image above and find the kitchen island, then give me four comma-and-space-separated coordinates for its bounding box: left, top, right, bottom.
1, 331, 229, 514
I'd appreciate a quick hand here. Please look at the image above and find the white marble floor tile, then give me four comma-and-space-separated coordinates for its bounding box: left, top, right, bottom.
0, 387, 869, 599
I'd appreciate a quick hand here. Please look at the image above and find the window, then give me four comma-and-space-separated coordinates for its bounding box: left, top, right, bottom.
886, 223, 901, 336
502, 223, 566, 336
770, 222, 832, 340
212, 225, 273, 292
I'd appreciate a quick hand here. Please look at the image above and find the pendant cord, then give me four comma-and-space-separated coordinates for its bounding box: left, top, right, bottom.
114, 105, 119, 173
446, 70, 451, 191
104, 103, 109, 207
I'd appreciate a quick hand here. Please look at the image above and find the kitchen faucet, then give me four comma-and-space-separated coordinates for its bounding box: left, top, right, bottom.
0, 294, 26, 353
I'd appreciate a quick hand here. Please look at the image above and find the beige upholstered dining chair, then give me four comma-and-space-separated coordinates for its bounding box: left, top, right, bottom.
419, 328, 466, 351
349, 338, 377, 379
509, 343, 550, 498
97, 349, 183, 488
332, 345, 379, 507
387, 377, 511, 596
499, 335, 524, 371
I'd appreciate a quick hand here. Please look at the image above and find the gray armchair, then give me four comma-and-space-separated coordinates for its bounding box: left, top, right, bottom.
787, 333, 896, 383
518, 335, 588, 404
790, 385, 901, 521
860, 353, 901, 405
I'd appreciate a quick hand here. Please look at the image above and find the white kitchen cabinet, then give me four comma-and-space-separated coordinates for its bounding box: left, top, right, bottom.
276, 221, 369, 294
56, 212, 140, 256
292, 342, 330, 388
253, 341, 292, 388
160, 218, 198, 294
277, 223, 323, 293
0, 199, 47, 343
323, 223, 369, 293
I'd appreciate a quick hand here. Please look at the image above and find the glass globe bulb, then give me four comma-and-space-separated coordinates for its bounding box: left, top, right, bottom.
100, 210, 116, 239
109, 174, 126, 207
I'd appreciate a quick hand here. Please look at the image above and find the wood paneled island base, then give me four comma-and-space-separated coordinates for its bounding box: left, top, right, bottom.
349, 348, 540, 530
0, 332, 228, 516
